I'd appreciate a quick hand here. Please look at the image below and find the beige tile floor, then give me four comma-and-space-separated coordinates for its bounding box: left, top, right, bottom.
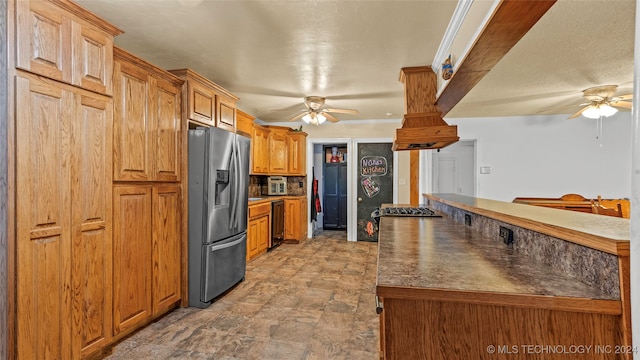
103, 230, 380, 360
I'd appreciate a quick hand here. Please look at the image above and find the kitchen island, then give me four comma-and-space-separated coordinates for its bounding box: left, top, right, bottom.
376, 194, 631, 360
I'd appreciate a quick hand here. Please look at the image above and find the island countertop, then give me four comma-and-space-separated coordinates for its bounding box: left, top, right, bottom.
376, 214, 621, 314
424, 193, 629, 255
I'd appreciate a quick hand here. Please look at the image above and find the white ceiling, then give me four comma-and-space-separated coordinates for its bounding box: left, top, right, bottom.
75, 0, 635, 122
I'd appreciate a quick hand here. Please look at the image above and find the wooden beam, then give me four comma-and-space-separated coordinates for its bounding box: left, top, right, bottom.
410, 151, 419, 205
436, 0, 557, 116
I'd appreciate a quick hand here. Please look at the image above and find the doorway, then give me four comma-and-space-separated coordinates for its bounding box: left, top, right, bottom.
322, 145, 348, 230
431, 140, 476, 196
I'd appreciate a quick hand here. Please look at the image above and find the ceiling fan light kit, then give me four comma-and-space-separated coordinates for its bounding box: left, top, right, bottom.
582, 104, 618, 119
288, 96, 358, 125
568, 84, 632, 120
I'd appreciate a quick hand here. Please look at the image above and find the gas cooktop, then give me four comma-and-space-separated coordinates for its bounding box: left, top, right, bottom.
381, 206, 442, 217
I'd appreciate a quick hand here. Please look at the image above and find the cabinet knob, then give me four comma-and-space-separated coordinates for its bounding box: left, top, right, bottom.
358, 197, 363, 202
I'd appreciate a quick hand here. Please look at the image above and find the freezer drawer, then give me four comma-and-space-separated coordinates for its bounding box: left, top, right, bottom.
201, 233, 247, 303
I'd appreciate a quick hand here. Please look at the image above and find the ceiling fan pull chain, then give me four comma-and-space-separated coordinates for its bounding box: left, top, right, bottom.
596, 116, 603, 146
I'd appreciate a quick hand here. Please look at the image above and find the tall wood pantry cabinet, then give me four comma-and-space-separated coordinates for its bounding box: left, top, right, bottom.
10, 0, 122, 358
112, 48, 184, 339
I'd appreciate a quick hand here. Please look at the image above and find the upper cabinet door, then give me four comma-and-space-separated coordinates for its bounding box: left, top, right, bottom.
16, 0, 72, 84
188, 81, 216, 126
288, 133, 307, 175
113, 58, 152, 181
217, 95, 236, 132
152, 76, 182, 182
16, 0, 116, 95
71, 22, 114, 96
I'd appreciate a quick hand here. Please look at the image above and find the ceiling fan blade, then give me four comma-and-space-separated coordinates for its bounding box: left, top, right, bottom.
322, 112, 339, 123
288, 111, 307, 122
568, 106, 588, 119
324, 108, 359, 115
613, 101, 633, 109
615, 94, 633, 101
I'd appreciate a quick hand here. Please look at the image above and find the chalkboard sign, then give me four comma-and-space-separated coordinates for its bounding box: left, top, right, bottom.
356, 142, 393, 241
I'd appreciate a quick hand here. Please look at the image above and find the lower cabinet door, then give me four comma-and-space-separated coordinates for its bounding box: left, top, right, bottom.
113, 185, 152, 335
152, 185, 182, 315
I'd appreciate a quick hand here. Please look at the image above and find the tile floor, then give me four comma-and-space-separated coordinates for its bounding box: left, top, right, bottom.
103, 230, 380, 360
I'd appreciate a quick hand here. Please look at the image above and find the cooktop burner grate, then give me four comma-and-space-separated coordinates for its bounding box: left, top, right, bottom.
381, 207, 441, 217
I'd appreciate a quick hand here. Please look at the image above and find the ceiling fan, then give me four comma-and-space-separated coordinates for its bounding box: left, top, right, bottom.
568, 85, 632, 119
288, 96, 359, 125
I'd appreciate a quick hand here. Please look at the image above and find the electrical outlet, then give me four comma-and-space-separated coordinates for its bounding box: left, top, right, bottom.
499, 226, 514, 245
464, 214, 472, 226
299, 181, 304, 188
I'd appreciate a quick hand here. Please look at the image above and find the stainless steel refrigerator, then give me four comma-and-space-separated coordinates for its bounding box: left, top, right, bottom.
188, 126, 250, 308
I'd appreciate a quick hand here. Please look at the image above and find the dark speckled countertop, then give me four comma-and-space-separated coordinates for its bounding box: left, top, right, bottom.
376, 215, 620, 307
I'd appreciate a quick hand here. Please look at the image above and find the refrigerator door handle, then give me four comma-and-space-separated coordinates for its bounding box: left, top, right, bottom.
232, 138, 241, 229
229, 139, 238, 229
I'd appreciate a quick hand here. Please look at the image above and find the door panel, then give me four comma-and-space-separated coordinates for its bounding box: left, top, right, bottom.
152, 185, 182, 314
71, 93, 113, 357
15, 74, 73, 360
153, 77, 181, 181
113, 186, 152, 335
356, 142, 394, 241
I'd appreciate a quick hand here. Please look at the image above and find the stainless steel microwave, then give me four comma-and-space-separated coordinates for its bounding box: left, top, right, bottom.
267, 176, 287, 195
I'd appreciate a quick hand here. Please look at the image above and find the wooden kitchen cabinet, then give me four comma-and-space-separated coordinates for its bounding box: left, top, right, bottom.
15, 0, 121, 95
287, 131, 307, 175
113, 184, 182, 336
151, 185, 183, 315
285, 197, 308, 243
169, 68, 239, 129
236, 109, 255, 137
15, 70, 114, 359
113, 48, 183, 182
248, 202, 271, 261
268, 127, 289, 174
217, 94, 236, 132
113, 186, 152, 336
251, 123, 270, 174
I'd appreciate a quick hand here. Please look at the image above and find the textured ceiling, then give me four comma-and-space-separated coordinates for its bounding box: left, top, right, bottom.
75, 0, 635, 122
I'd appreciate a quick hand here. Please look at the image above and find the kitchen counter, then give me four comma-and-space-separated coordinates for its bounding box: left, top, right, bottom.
376, 197, 630, 360
424, 193, 629, 255
248, 194, 306, 205
377, 215, 620, 312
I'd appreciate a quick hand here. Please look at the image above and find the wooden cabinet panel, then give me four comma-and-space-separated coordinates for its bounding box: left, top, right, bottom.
269, 129, 288, 174
16, 0, 117, 95
113, 59, 151, 181
152, 185, 182, 314
152, 77, 182, 182
16, 0, 71, 84
15, 73, 74, 360
247, 219, 260, 261
71, 92, 113, 358
113, 186, 152, 335
251, 124, 270, 174
113, 48, 183, 182
188, 80, 215, 126
236, 110, 254, 137
248, 202, 270, 261
257, 216, 270, 252
288, 132, 307, 175
217, 96, 236, 132
285, 197, 307, 242
72, 22, 114, 95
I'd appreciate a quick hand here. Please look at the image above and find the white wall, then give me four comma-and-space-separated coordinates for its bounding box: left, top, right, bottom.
446, 112, 632, 202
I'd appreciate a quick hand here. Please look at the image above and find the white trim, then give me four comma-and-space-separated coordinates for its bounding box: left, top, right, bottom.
352, 138, 397, 242
435, 0, 502, 98
432, 0, 474, 73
